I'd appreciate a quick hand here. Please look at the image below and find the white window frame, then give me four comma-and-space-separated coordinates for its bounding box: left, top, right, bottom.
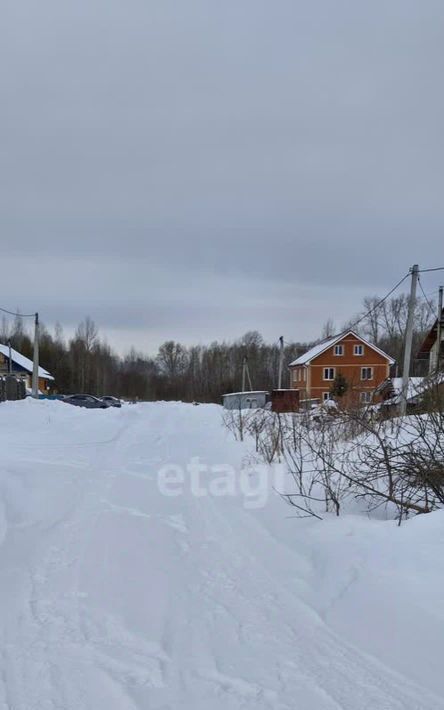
334, 344, 344, 356
361, 367, 373, 381
323, 367, 335, 381
323, 392, 331, 402
354, 344, 364, 356
360, 391, 372, 404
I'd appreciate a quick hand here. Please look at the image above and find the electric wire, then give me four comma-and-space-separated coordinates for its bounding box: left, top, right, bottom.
418, 276, 436, 318
345, 272, 410, 332
418, 267, 444, 274
281, 272, 410, 346
0, 306, 35, 318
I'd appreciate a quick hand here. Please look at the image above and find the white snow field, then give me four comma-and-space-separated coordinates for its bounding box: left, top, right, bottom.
0, 400, 443, 710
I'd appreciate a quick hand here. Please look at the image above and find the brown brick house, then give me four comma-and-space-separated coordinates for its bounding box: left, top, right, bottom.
289, 330, 395, 406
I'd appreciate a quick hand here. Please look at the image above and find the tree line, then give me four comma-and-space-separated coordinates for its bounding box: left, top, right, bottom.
0, 292, 436, 402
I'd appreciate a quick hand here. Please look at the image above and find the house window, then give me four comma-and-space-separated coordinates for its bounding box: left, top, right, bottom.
360, 391, 372, 404
302, 368, 306, 381
323, 367, 335, 380
361, 367, 373, 380
323, 392, 331, 402
334, 344, 343, 356
354, 344, 364, 356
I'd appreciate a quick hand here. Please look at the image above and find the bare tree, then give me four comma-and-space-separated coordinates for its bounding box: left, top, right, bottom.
157, 341, 188, 379
321, 318, 335, 339
73, 317, 99, 392
76, 317, 98, 352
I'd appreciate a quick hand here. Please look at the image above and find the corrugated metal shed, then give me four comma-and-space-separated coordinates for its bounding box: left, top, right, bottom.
222, 391, 269, 410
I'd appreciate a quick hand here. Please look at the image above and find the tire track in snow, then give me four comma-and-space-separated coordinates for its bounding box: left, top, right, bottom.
0, 412, 167, 709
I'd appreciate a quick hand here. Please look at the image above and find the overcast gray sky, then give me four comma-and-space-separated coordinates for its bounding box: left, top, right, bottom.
1, 0, 443, 353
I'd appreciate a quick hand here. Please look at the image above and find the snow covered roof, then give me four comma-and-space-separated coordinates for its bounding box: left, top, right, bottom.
378, 376, 426, 406
378, 373, 444, 407
0, 344, 54, 380
289, 330, 396, 367
222, 391, 268, 397
289, 335, 338, 366
390, 377, 424, 398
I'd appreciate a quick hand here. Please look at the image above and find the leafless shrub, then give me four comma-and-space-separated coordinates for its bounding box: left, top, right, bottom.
223, 400, 444, 523
249, 411, 284, 464
279, 415, 339, 519
222, 406, 251, 442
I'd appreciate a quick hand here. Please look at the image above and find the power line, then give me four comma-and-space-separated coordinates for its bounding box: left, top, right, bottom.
280, 264, 444, 354
281, 272, 410, 347
0, 306, 35, 318
418, 276, 436, 318
346, 272, 410, 332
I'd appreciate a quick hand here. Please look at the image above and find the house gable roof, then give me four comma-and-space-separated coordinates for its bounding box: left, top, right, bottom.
0, 344, 54, 380
289, 330, 395, 367
418, 308, 444, 355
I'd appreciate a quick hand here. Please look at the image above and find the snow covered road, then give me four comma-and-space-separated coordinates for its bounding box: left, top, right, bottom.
0, 400, 443, 709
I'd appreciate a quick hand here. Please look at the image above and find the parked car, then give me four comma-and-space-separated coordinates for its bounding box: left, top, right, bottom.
63, 394, 110, 409
101, 396, 122, 408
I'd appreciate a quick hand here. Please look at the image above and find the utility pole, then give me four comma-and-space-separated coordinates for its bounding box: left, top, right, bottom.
241, 356, 253, 392
8, 340, 12, 374
277, 336, 284, 389
436, 286, 443, 372
246, 359, 252, 391
32, 312, 40, 399
400, 265, 419, 416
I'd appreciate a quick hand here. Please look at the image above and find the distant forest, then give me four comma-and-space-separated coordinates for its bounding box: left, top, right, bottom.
0, 294, 435, 402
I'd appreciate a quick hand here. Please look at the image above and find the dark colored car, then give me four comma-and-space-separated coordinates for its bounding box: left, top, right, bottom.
63, 394, 110, 409
101, 396, 122, 408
